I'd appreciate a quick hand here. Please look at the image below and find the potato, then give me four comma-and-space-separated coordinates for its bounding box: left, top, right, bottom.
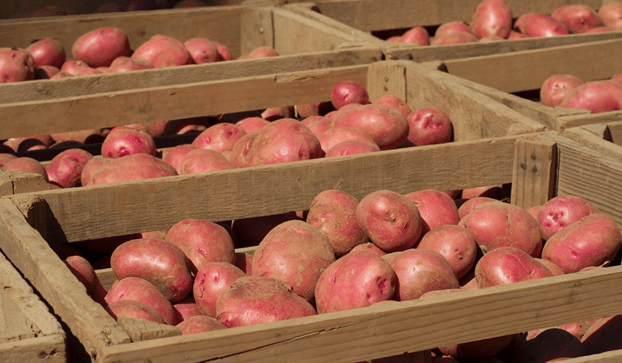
131, 34, 193, 68
560, 80, 622, 113
235, 117, 270, 134
405, 189, 460, 234
101, 127, 157, 158
470, 0, 513, 39
172, 295, 202, 323
373, 94, 412, 118
457, 197, 497, 219
330, 80, 370, 109
435, 21, 475, 38
26, 38, 65, 68
300, 116, 332, 138
0, 48, 35, 83
193, 262, 246, 317
64, 255, 107, 305
183, 37, 219, 64
178, 149, 234, 175
319, 126, 377, 153
356, 190, 422, 252
88, 154, 177, 186
383, 249, 459, 301
314, 250, 396, 314
72, 27, 131, 68
192, 123, 246, 153
431, 32, 479, 45
333, 104, 409, 150
405, 107, 453, 147
216, 276, 316, 327
105, 277, 177, 325
110, 236, 193, 302
515, 13, 569, 37
106, 300, 165, 323
599, 2, 622, 29
46, 148, 93, 188
212, 41, 233, 62
538, 195, 599, 240
325, 140, 380, 157
581, 315, 622, 355
540, 74, 584, 108
400, 26, 430, 46
2, 157, 49, 181
417, 225, 478, 279
177, 315, 225, 335
475, 247, 553, 288
165, 219, 236, 274
231, 212, 302, 248
350, 242, 387, 256
107, 56, 154, 73
541, 214, 621, 273
552, 4, 604, 34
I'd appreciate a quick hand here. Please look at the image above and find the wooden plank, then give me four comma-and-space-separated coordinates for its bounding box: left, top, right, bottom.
97, 266, 622, 363
510, 137, 557, 209
5, 171, 49, 195
116, 317, 182, 342
557, 110, 622, 131
0, 170, 15, 197
0, 290, 39, 342
563, 127, 622, 162
366, 61, 407, 102
439, 38, 622, 93
0, 334, 66, 363
0, 198, 131, 359
403, 62, 546, 140
299, 0, 604, 32
542, 132, 622, 228
385, 31, 622, 63
606, 121, 622, 145
0, 64, 371, 140
9, 136, 522, 244
240, 7, 274, 55
0, 47, 381, 105
0, 7, 245, 59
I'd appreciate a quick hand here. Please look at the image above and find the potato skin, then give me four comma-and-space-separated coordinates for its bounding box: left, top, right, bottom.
72, 27, 131, 68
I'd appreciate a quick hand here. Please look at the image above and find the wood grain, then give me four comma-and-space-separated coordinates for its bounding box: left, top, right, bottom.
116, 317, 181, 342
0, 334, 66, 363
10, 136, 521, 243
510, 137, 557, 209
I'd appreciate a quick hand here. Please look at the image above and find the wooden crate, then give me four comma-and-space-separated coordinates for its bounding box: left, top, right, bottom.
0, 248, 66, 362
284, 0, 622, 62
3, 129, 622, 362
425, 38, 622, 132
0, 5, 383, 140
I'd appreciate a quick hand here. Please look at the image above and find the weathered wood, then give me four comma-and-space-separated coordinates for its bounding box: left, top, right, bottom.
0, 334, 66, 363
606, 121, 622, 146
240, 7, 274, 55
0, 198, 131, 360
557, 110, 622, 131
0, 291, 38, 342
438, 38, 622, 94
97, 266, 622, 363
116, 317, 182, 342
10, 136, 522, 244
563, 127, 622, 162
5, 171, 49, 195
366, 61, 407, 102
510, 137, 557, 209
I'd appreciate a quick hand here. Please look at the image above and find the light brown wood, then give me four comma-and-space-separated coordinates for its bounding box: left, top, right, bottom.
0, 198, 131, 359
10, 135, 521, 244
563, 127, 622, 162
438, 38, 622, 94
510, 137, 557, 209
96, 266, 622, 363
0, 334, 66, 363
557, 111, 622, 131
116, 317, 182, 342
240, 7, 274, 55
606, 121, 622, 145
5, 171, 49, 195
0, 170, 15, 197
0, 290, 39, 342
366, 61, 407, 102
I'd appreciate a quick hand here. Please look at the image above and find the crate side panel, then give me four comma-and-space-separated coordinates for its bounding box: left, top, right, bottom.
0, 334, 66, 363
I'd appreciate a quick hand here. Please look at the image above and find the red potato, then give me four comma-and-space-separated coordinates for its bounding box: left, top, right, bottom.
561, 80, 622, 113
540, 74, 584, 107
58, 60, 92, 76
34, 65, 60, 79
373, 94, 412, 118
216, 276, 316, 327
101, 127, 156, 158
105, 277, 177, 325
2, 157, 48, 181
46, 148, 93, 188
459, 202, 542, 256
383, 249, 459, 301
599, 2, 622, 29
4, 134, 53, 153
184, 37, 219, 64
252, 220, 335, 301
405, 189, 460, 234
516, 13, 569, 37
235, 117, 270, 134
172, 295, 202, 322
508, 30, 529, 39
178, 148, 234, 175
229, 118, 322, 168
405, 107, 453, 147
538, 195, 599, 240
435, 22, 475, 38
107, 56, 154, 73
212, 41, 233, 62
177, 315, 224, 335
261, 106, 295, 121
165, 218, 236, 274
161, 144, 198, 174
0, 153, 17, 168
26, 38, 65, 68
123, 121, 168, 138
417, 225, 478, 279
386, 36, 403, 42
431, 32, 479, 45
301, 116, 332, 138
164, 116, 213, 135
350, 242, 387, 256
535, 258, 565, 276
356, 190, 422, 252
80, 157, 110, 187
296, 101, 335, 118
401, 26, 430, 46
106, 300, 165, 324
457, 197, 497, 219
330, 80, 370, 110
64, 255, 107, 305
474, 247, 553, 288
131, 34, 194, 68
110, 236, 193, 302
333, 103, 409, 150
325, 139, 381, 157
231, 212, 302, 248
581, 315, 622, 355
306, 190, 369, 256
541, 213, 621, 273
192, 123, 246, 153
319, 126, 377, 153
584, 26, 612, 33
72, 27, 130, 68
470, 0, 513, 39
552, 4, 604, 34
314, 250, 396, 314
242, 46, 280, 60
193, 262, 246, 317
0, 48, 35, 83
